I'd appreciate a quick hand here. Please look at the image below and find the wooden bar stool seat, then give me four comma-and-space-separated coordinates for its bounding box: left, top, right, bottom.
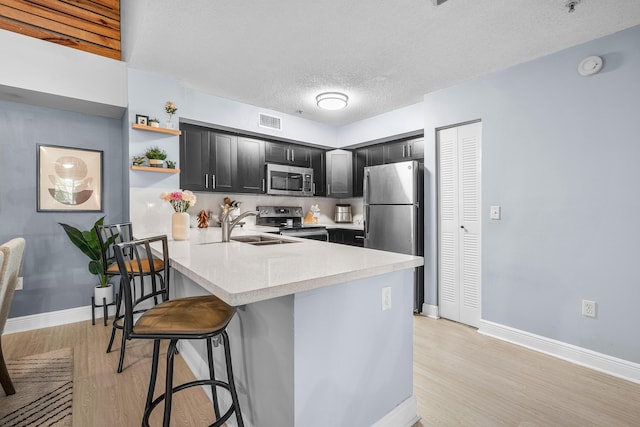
114, 235, 244, 427
106, 257, 165, 275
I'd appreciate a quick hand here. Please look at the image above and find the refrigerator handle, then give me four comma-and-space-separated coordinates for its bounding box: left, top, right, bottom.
363, 169, 370, 204
364, 205, 369, 236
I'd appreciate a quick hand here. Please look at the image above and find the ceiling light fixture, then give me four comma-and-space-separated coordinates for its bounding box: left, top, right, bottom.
316, 92, 349, 110
566, 0, 581, 13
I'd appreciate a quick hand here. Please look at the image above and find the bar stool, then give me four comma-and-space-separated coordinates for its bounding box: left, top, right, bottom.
95, 222, 166, 373
114, 235, 244, 427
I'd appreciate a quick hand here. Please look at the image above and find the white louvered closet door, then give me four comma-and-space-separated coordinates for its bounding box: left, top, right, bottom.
437, 122, 481, 327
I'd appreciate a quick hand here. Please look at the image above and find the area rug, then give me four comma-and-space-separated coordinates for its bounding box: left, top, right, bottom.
0, 348, 73, 427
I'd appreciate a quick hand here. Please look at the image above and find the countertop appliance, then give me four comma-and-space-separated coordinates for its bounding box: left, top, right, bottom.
265, 164, 314, 197
334, 204, 353, 223
363, 160, 424, 312
256, 205, 328, 241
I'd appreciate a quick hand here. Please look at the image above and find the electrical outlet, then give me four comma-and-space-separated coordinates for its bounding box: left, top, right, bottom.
16, 277, 23, 290
490, 206, 501, 220
582, 300, 596, 318
381, 287, 392, 311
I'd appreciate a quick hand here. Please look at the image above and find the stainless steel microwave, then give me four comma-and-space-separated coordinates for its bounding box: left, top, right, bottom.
266, 164, 314, 196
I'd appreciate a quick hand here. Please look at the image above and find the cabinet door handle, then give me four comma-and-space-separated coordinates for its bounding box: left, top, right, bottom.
205, 173, 209, 189
211, 174, 216, 189
327, 184, 331, 195
408, 144, 412, 157
291, 149, 295, 163
355, 235, 365, 240
403, 145, 406, 158
312, 182, 316, 195
262, 178, 265, 192
286, 148, 290, 161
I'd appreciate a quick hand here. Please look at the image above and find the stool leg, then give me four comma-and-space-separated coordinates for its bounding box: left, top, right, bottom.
106, 291, 121, 353
116, 331, 127, 373
206, 338, 220, 419
163, 339, 179, 427
222, 331, 244, 427
145, 340, 161, 414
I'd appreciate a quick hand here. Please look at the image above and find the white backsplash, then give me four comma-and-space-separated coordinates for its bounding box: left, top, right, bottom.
130, 187, 363, 235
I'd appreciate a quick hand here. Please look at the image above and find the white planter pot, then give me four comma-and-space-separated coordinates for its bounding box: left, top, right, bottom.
150, 121, 160, 128
148, 159, 164, 168
94, 284, 114, 306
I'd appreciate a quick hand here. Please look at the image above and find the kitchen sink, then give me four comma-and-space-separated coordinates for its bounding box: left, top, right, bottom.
230, 235, 298, 246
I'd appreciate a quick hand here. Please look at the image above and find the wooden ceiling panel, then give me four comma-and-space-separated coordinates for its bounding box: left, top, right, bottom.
0, 0, 120, 60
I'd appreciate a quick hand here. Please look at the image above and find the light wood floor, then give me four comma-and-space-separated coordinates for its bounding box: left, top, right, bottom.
2, 316, 640, 426
413, 316, 640, 427
1, 320, 215, 426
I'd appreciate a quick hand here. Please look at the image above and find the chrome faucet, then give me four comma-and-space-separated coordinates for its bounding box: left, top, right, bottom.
221, 210, 259, 242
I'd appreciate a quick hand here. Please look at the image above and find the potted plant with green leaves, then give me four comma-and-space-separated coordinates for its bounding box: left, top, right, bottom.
59, 216, 116, 305
145, 146, 167, 168
166, 160, 176, 169
148, 117, 160, 128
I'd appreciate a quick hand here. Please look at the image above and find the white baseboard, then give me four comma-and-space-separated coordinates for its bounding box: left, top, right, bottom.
372, 395, 420, 427
421, 303, 439, 319
478, 319, 640, 385
4, 304, 116, 334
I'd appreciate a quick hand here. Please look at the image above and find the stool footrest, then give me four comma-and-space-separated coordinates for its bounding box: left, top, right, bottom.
143, 379, 238, 427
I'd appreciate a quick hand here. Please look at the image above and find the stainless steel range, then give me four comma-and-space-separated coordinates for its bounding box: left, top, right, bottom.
256, 206, 328, 241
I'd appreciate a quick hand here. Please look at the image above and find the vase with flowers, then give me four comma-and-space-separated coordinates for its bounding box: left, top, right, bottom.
161, 190, 196, 240
165, 101, 178, 129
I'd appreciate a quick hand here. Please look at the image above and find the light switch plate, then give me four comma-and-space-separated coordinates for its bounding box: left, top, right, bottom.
490, 206, 501, 220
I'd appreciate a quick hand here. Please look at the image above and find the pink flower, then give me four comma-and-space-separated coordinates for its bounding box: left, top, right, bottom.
160, 190, 196, 212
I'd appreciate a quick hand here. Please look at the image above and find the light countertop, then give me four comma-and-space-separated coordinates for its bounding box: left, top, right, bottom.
153, 227, 422, 306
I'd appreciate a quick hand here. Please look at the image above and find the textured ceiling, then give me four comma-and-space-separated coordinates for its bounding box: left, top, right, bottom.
121, 0, 640, 126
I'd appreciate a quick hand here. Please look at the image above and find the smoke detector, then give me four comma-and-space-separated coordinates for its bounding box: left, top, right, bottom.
578, 56, 603, 76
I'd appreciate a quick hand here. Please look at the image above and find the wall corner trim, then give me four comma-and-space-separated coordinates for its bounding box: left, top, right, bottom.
371, 395, 420, 427
421, 303, 439, 319
478, 320, 640, 385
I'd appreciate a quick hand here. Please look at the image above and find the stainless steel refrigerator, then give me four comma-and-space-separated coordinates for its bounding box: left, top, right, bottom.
363, 160, 424, 312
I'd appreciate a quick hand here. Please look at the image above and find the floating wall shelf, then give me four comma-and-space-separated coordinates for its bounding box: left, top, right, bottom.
132, 123, 182, 136
130, 166, 180, 174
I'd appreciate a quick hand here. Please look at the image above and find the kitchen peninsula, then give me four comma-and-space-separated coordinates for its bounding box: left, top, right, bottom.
152, 227, 423, 427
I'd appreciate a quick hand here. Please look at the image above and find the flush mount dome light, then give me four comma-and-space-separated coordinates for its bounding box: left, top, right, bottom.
316, 92, 348, 110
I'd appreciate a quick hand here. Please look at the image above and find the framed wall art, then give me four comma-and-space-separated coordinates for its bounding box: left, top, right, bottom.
37, 144, 103, 212
135, 114, 149, 125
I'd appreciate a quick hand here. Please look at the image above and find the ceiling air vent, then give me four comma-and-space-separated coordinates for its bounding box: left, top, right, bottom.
259, 113, 282, 131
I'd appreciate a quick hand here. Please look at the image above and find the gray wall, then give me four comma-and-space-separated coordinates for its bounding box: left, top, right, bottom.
0, 100, 126, 317
422, 25, 640, 363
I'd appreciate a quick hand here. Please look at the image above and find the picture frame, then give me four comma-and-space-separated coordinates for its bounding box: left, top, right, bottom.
37, 144, 103, 212
135, 114, 149, 125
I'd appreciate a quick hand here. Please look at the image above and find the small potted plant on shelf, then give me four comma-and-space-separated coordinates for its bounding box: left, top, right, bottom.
59, 216, 115, 306
166, 160, 176, 169
132, 155, 145, 166
148, 117, 160, 128
145, 146, 167, 167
